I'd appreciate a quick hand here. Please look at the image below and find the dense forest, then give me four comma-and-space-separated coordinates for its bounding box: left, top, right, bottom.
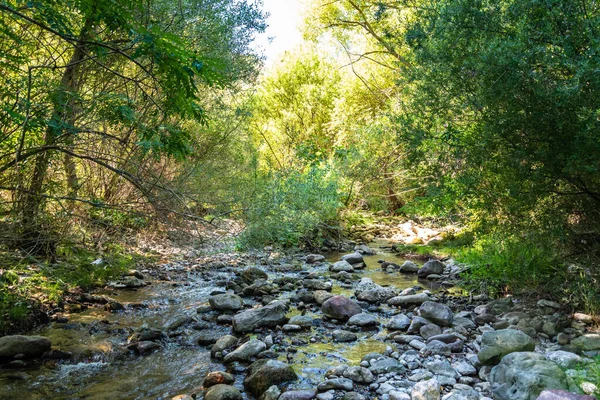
1, 0, 600, 341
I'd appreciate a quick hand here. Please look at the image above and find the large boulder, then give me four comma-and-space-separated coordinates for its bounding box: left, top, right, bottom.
478, 329, 535, 365
209, 293, 244, 311
321, 296, 362, 320
417, 260, 445, 278
490, 352, 579, 400
204, 384, 243, 400
419, 301, 453, 327
387, 293, 431, 307
244, 359, 298, 397
0, 335, 51, 358
232, 301, 288, 333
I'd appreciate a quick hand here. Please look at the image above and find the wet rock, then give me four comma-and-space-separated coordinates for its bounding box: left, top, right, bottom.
341, 252, 364, 265
104, 300, 125, 311
419, 301, 453, 327
204, 371, 235, 388
209, 293, 244, 311
321, 296, 362, 321
490, 352, 578, 400
204, 384, 243, 400
572, 334, 600, 351
196, 330, 224, 345
121, 276, 146, 288
417, 260, 445, 278
478, 329, 536, 365
333, 330, 357, 342
388, 293, 431, 307
347, 313, 378, 327
0, 335, 51, 359
211, 335, 238, 358
331, 261, 354, 273
232, 301, 288, 333
342, 366, 374, 384
318, 378, 354, 391
244, 359, 298, 397
387, 314, 411, 331
354, 244, 375, 255
262, 385, 282, 400
223, 339, 266, 363
241, 267, 268, 285
279, 389, 318, 400
411, 378, 440, 400
400, 260, 420, 273
133, 341, 160, 355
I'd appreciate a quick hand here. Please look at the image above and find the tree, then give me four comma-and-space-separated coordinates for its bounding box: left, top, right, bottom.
0, 0, 265, 253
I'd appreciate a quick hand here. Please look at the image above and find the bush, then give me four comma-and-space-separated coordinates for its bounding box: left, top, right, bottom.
238, 166, 342, 249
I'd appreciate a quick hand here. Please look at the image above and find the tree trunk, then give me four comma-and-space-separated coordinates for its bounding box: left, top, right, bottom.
19, 18, 93, 253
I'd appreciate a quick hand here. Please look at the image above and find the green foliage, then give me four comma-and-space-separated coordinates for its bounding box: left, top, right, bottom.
569, 356, 600, 397
238, 166, 343, 249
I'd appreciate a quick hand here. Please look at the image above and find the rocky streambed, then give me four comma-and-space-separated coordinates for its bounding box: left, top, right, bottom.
0, 243, 598, 400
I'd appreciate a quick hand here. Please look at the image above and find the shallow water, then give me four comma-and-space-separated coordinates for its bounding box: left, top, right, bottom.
0, 244, 457, 399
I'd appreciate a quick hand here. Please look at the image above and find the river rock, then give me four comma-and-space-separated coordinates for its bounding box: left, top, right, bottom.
400, 260, 420, 273
355, 244, 375, 255
544, 351, 586, 369
240, 267, 268, 284
288, 315, 313, 328
306, 254, 325, 263
572, 334, 600, 351
333, 330, 357, 342
537, 390, 596, 400
321, 296, 362, 320
209, 293, 244, 311
0, 335, 51, 359
232, 301, 288, 332
417, 260, 445, 278
244, 359, 298, 397
419, 301, 453, 326
490, 352, 578, 400
343, 366, 374, 384
387, 314, 411, 331
411, 378, 440, 400
341, 252, 364, 265
279, 389, 318, 400
356, 287, 397, 303
314, 290, 334, 305
478, 329, 536, 365
204, 371, 235, 388
347, 313, 378, 327
331, 261, 354, 273
388, 293, 431, 307
443, 386, 480, 400
368, 356, 405, 374
223, 339, 266, 363
196, 330, 223, 345
317, 378, 354, 391
211, 335, 238, 358
204, 384, 242, 400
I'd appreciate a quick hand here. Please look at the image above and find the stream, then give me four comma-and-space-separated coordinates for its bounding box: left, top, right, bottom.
0, 243, 452, 400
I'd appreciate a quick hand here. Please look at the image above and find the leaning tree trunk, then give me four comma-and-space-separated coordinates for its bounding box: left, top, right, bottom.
19, 18, 92, 254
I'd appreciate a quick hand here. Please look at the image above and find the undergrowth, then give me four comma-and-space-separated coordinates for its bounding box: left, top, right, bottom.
0, 243, 153, 335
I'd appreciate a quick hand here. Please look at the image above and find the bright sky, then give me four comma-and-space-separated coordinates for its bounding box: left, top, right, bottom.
254, 0, 304, 64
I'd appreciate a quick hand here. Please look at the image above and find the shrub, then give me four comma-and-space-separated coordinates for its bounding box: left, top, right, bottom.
238, 166, 342, 249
